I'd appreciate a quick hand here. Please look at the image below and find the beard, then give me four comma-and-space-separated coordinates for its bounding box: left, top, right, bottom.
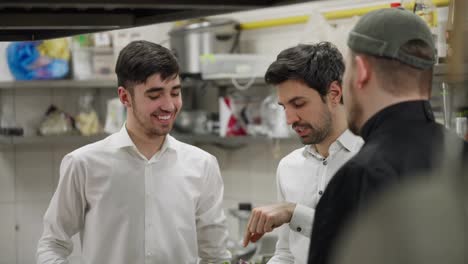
131, 99, 177, 138
344, 78, 363, 136
294, 107, 332, 145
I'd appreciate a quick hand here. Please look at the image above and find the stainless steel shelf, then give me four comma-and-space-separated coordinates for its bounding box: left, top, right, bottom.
204, 77, 266, 87
0, 133, 296, 148
0, 134, 108, 147
0, 79, 117, 90
0, 64, 464, 90
433, 64, 468, 82
174, 134, 296, 148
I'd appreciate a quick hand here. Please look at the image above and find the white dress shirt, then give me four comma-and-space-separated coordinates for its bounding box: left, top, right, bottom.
267, 130, 363, 264
37, 126, 231, 264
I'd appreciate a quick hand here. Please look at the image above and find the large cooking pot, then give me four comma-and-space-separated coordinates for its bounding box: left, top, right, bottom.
169, 18, 240, 77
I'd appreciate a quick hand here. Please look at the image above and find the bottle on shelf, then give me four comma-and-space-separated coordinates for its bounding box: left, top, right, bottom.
413, 0, 439, 62
400, 0, 440, 62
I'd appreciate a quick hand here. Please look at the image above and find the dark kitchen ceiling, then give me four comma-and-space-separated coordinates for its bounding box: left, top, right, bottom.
0, 0, 311, 41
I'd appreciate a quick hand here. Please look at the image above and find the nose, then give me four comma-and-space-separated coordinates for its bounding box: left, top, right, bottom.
284, 108, 299, 125
160, 94, 176, 112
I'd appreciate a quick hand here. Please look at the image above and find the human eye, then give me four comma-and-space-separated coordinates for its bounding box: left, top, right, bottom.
148, 94, 161, 100
292, 100, 305, 108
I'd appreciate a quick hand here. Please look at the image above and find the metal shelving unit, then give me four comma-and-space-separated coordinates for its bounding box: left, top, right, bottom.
0, 63, 459, 90
0, 79, 117, 90
0, 133, 295, 148
0, 134, 107, 147
433, 63, 468, 82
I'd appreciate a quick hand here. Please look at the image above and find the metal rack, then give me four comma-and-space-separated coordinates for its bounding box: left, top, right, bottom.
0, 133, 296, 149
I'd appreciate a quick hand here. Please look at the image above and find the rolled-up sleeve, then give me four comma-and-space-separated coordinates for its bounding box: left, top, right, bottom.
196, 155, 232, 264
36, 154, 86, 264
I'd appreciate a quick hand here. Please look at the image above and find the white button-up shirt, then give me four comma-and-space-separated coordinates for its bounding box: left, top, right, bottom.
37, 126, 231, 264
268, 130, 363, 264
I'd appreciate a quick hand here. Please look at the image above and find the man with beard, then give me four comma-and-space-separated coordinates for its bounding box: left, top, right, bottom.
37, 40, 231, 264
242, 42, 363, 264
307, 8, 468, 264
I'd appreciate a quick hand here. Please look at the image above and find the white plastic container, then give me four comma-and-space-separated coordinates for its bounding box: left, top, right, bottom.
0, 42, 14, 81
200, 54, 275, 80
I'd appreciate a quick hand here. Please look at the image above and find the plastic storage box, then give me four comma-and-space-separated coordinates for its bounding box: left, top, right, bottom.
200, 54, 275, 80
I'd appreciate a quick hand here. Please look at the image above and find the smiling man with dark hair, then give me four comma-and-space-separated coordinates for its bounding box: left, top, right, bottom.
37, 40, 231, 264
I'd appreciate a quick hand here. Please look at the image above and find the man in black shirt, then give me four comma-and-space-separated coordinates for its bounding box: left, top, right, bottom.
307, 8, 468, 264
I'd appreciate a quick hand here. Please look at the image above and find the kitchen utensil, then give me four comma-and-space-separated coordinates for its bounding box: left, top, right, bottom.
169, 18, 239, 77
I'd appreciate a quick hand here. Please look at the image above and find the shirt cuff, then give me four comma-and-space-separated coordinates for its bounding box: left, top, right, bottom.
289, 204, 314, 238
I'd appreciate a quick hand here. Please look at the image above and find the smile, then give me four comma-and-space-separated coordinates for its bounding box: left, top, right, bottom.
157, 115, 171, 120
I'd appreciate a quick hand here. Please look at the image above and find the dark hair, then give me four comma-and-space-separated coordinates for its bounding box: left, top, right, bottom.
352, 39, 434, 96
265, 42, 345, 102
115, 40, 179, 94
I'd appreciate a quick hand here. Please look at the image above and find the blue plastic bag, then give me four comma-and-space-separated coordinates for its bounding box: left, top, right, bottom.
7, 39, 70, 80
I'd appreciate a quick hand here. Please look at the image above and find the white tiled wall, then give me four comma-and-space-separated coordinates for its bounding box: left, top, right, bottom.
0, 202, 16, 264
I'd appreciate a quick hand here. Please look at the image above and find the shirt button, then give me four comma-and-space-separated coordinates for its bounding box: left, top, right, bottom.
296, 227, 302, 232
323, 160, 328, 165
147, 252, 152, 256
319, 191, 323, 195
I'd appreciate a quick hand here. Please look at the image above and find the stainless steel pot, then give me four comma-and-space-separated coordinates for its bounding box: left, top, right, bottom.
169, 18, 239, 77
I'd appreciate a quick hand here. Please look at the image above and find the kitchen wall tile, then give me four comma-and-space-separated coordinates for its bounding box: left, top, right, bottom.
223, 198, 245, 241
0, 151, 15, 202
13, 89, 52, 136
240, 24, 304, 55
198, 144, 229, 171
0, 203, 16, 264
95, 89, 119, 122
16, 202, 49, 264
249, 144, 278, 204
222, 146, 253, 201
15, 149, 54, 202
50, 88, 83, 117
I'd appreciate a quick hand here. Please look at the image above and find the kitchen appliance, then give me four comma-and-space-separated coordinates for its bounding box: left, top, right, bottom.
169, 18, 240, 78
227, 203, 257, 264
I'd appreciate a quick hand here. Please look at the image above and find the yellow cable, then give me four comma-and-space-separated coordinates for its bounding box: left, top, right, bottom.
240, 16, 309, 30
240, 0, 450, 30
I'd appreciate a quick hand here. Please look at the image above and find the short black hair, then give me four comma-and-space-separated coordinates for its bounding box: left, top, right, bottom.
265, 42, 345, 102
115, 40, 179, 94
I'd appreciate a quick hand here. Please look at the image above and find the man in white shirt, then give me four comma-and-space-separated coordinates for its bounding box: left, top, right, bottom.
37, 40, 231, 264
243, 42, 363, 264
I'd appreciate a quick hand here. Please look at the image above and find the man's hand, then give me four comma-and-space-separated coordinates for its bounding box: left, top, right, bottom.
243, 202, 296, 247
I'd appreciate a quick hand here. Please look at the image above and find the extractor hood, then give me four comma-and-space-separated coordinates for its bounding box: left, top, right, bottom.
0, 0, 310, 41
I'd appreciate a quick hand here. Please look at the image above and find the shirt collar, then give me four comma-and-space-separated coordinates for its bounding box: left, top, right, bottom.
360, 100, 434, 141
112, 124, 177, 154
303, 129, 362, 158
336, 129, 362, 152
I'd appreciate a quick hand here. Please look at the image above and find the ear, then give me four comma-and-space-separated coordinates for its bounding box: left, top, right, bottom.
354, 55, 371, 90
328, 81, 343, 105
118, 86, 132, 108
